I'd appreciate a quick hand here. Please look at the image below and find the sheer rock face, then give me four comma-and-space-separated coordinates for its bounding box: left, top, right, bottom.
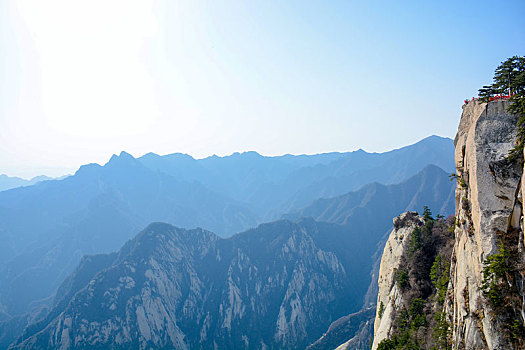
370, 212, 424, 349
9, 220, 356, 350
447, 99, 523, 350
369, 100, 525, 350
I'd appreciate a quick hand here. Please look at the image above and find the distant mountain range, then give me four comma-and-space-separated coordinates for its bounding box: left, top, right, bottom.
284, 164, 454, 226
0, 174, 67, 192
0, 156, 455, 348
0, 135, 454, 348
136, 135, 454, 218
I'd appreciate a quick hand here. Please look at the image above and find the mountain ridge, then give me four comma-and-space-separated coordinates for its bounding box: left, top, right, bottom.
0, 135, 454, 323
1, 162, 456, 349
9, 220, 356, 349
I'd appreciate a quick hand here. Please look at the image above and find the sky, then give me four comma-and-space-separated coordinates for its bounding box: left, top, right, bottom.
0, 0, 524, 178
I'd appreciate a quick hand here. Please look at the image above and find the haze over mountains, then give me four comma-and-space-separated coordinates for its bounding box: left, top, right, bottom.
0, 135, 455, 349
0, 175, 65, 192
138, 135, 454, 218
6, 164, 456, 349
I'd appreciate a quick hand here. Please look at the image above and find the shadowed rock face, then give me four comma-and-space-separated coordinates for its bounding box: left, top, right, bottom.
10, 220, 369, 350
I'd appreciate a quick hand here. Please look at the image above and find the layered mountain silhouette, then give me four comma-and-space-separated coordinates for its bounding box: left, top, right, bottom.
285, 164, 455, 226
0, 154, 258, 317
0, 136, 453, 326
293, 165, 456, 349
1, 160, 455, 349
0, 174, 61, 192
137, 135, 454, 218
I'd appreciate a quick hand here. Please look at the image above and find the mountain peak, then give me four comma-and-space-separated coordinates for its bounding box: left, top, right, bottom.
228, 151, 262, 159
119, 151, 134, 159
242, 151, 261, 157
164, 152, 195, 160
142, 152, 158, 157
107, 151, 136, 165
420, 163, 444, 173
75, 163, 102, 176
29, 175, 53, 182
417, 134, 452, 145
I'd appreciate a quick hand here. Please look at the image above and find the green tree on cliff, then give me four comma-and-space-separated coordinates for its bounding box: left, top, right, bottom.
478, 56, 525, 157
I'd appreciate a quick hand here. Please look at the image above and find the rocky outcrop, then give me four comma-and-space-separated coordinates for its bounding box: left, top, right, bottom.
369, 211, 456, 350
371, 212, 425, 348
334, 316, 374, 350
306, 306, 376, 350
447, 99, 524, 349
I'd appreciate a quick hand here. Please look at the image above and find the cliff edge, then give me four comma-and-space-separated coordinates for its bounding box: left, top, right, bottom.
371, 99, 525, 349
447, 99, 524, 349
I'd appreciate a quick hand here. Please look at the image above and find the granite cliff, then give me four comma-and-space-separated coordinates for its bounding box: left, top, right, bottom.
370, 212, 455, 349
371, 100, 525, 349
447, 99, 524, 349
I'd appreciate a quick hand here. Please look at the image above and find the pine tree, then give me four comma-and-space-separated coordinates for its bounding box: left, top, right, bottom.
423, 206, 433, 221
478, 56, 525, 157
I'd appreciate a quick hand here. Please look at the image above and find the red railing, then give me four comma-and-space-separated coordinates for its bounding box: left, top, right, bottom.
464, 94, 513, 105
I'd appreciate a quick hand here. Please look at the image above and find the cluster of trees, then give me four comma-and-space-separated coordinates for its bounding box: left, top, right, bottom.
478, 56, 525, 157
478, 56, 525, 99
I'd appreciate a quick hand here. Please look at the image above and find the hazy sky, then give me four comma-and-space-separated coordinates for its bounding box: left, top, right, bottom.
1, 0, 524, 178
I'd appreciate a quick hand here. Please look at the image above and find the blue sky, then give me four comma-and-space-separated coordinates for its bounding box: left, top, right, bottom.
0, 0, 524, 178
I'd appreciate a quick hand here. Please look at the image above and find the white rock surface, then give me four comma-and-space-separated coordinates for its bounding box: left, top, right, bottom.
370, 100, 525, 350
371, 212, 424, 349
447, 100, 522, 350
